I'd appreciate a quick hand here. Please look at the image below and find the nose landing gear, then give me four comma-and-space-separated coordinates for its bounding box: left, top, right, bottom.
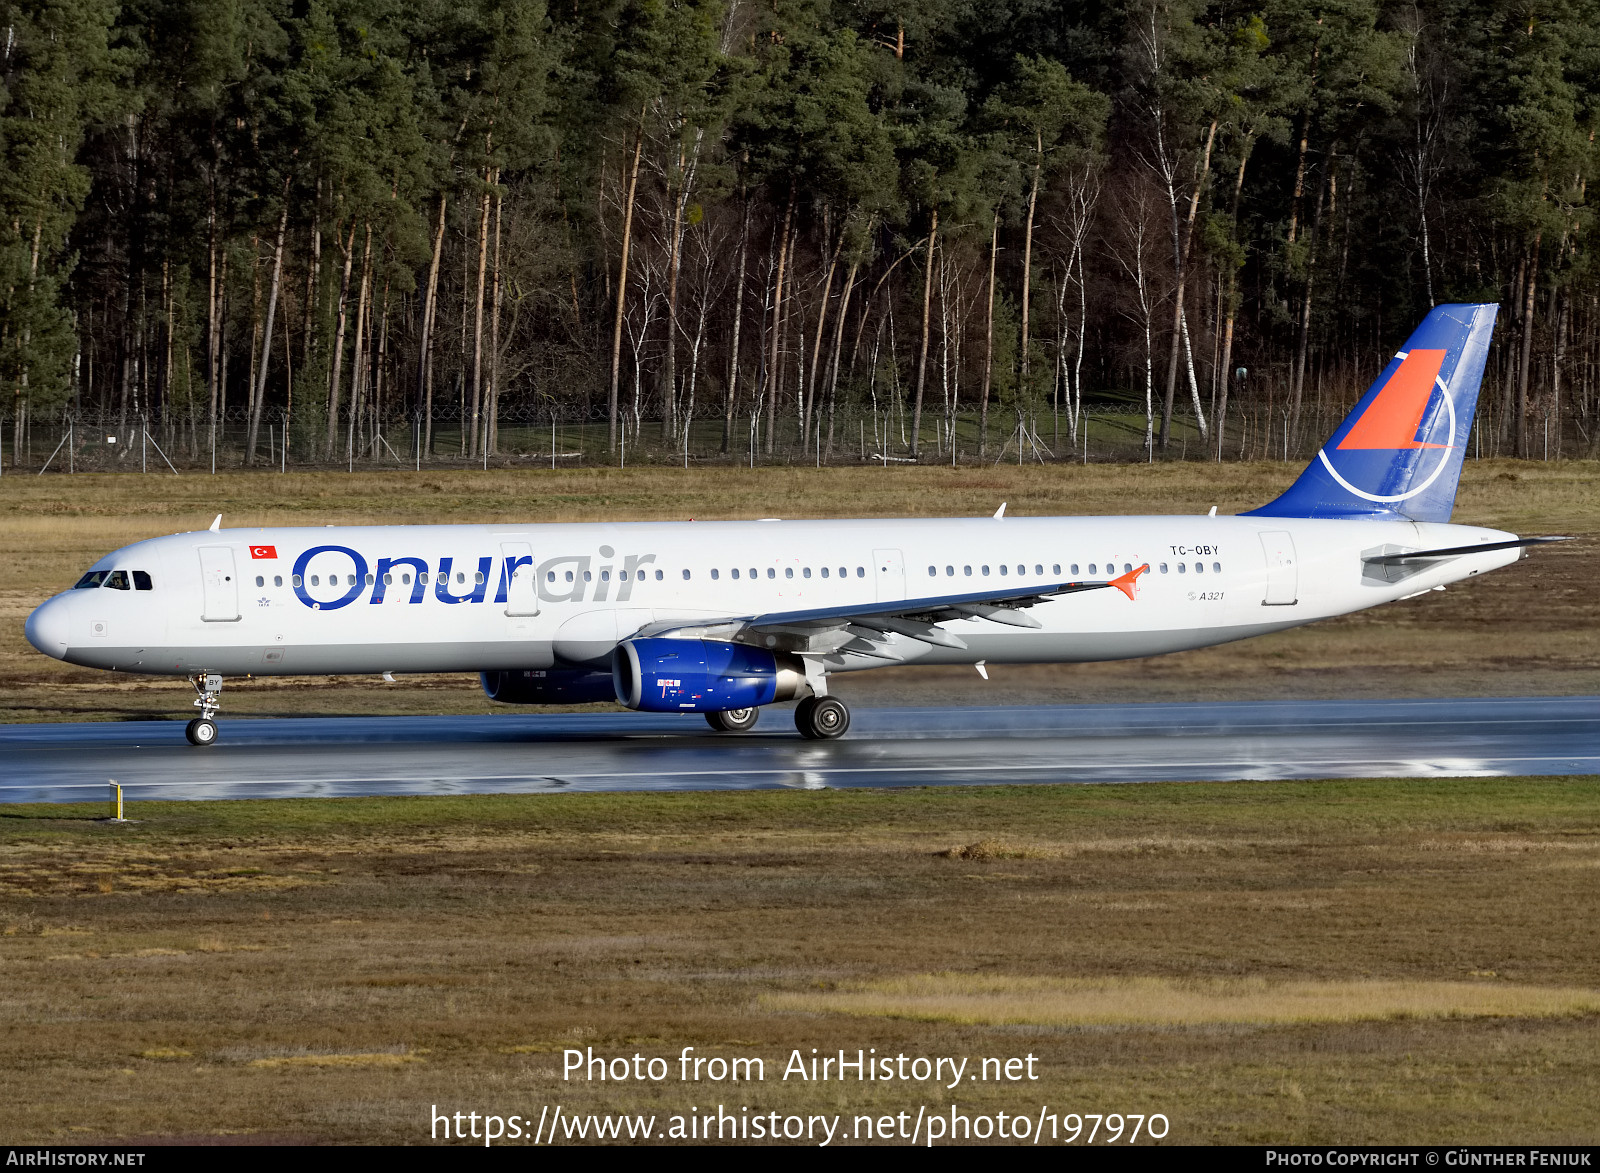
186, 673, 222, 747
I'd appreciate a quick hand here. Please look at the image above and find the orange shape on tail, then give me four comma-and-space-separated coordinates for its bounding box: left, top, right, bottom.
1111, 564, 1149, 600
1337, 349, 1451, 450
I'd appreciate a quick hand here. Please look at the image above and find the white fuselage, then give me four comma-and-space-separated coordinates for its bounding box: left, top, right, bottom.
25, 514, 1521, 680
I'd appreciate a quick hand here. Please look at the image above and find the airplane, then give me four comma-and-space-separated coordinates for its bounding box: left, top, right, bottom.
25, 303, 1564, 747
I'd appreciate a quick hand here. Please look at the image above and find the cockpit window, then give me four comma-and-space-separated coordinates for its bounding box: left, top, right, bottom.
133, 571, 153, 591
105, 570, 131, 590
74, 571, 107, 589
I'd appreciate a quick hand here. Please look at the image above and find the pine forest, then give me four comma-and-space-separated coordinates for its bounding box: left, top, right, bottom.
1, 0, 1597, 470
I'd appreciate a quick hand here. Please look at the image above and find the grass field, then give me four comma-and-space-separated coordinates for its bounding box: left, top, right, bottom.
1, 458, 1596, 722
1, 779, 1598, 1145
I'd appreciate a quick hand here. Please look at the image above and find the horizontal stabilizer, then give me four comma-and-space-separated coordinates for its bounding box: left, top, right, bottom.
1364, 536, 1570, 565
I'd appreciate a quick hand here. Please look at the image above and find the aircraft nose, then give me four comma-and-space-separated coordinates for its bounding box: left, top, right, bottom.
25, 596, 70, 660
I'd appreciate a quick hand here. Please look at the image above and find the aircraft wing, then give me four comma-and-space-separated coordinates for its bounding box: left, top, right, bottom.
638, 565, 1148, 658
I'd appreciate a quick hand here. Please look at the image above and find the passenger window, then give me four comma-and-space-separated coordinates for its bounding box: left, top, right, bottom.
982, 565, 990, 576
682, 569, 690, 580
255, 575, 265, 588
421, 572, 430, 584
839, 567, 847, 578
821, 568, 829, 578
1160, 563, 1169, 574
731, 568, 740, 580
946, 565, 954, 576
999, 565, 1008, 576
403, 574, 412, 585
785, 567, 794, 579
1213, 562, 1221, 574
73, 571, 107, 589
292, 574, 303, 587
963, 565, 972, 576
310, 575, 320, 587
803, 568, 811, 579
1194, 563, 1204, 574
1034, 564, 1043, 575
1124, 564, 1132, 574
384, 574, 393, 586
712, 569, 720, 580
856, 567, 864, 578
1016, 565, 1024, 575
1088, 564, 1097, 576
1070, 564, 1079, 575
1177, 563, 1187, 574
928, 566, 937, 576
274, 576, 283, 587
367, 574, 376, 585
656, 569, 664, 580
1051, 564, 1060, 575
753, 568, 760, 579
476, 571, 486, 584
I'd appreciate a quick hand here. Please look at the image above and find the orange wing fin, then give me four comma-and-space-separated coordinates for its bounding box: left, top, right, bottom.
1110, 563, 1149, 601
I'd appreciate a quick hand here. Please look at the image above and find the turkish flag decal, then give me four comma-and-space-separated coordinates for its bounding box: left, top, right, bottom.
250, 545, 278, 560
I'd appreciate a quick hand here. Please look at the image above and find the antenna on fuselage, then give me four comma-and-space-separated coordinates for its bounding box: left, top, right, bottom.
208, 514, 221, 532
993, 503, 1006, 519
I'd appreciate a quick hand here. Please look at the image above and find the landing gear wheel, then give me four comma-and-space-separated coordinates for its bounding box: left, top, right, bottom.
706, 707, 760, 733
185, 718, 218, 747
795, 696, 849, 740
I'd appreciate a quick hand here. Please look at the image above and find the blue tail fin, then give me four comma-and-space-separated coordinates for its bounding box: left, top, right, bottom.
1247, 303, 1498, 523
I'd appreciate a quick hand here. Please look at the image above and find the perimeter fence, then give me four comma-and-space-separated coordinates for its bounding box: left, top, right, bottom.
0, 397, 1581, 476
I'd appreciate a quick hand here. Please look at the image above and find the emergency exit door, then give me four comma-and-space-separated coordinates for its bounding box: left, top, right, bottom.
501, 541, 539, 616
873, 548, 906, 603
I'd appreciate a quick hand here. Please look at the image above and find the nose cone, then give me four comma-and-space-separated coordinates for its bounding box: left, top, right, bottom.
25, 596, 70, 661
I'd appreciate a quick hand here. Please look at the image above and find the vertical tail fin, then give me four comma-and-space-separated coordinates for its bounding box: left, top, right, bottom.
1247, 303, 1498, 523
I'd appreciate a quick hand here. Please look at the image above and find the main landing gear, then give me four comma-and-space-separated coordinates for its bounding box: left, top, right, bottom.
186, 672, 222, 747
794, 695, 850, 740
705, 707, 760, 733
704, 696, 852, 740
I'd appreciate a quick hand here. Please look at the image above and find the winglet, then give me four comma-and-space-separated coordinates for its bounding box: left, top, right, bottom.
993, 503, 1006, 519
1110, 563, 1149, 601
209, 514, 222, 532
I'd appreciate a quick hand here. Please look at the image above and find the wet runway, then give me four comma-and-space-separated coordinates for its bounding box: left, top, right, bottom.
0, 696, 1595, 804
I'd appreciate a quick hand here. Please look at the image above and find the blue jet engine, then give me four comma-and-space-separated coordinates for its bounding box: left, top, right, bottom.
480, 668, 618, 705
613, 638, 807, 712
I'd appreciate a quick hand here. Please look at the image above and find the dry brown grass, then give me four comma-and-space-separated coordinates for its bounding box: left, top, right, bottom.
0, 459, 1596, 721
763, 973, 1600, 1027
0, 779, 1598, 1144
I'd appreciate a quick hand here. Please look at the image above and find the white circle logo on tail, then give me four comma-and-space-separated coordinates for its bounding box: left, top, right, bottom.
1316, 348, 1456, 503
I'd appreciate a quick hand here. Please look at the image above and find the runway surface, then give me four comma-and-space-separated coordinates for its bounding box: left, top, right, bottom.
0, 696, 1595, 804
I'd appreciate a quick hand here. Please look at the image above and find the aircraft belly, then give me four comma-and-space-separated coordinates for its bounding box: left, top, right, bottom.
64, 641, 558, 677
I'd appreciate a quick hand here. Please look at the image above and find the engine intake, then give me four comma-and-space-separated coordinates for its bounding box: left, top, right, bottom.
480, 668, 617, 705
613, 638, 807, 712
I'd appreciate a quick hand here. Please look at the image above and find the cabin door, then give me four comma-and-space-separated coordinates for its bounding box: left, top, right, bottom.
198, 546, 240, 622
1259, 531, 1299, 606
